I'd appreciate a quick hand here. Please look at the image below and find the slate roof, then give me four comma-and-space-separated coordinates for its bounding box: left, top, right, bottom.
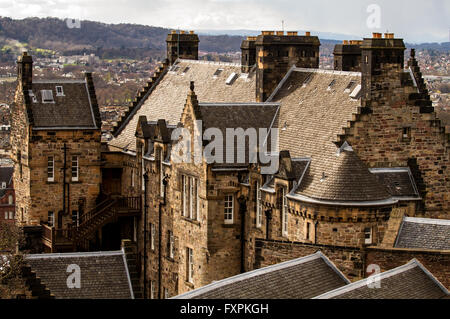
25, 250, 134, 299
172, 251, 350, 299
370, 168, 421, 199
289, 143, 393, 204
28, 78, 100, 129
395, 217, 450, 250
198, 102, 279, 167
315, 259, 449, 299
110, 59, 256, 152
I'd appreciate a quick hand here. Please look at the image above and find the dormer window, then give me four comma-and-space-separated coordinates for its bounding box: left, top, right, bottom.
213, 68, 223, 78
56, 86, 64, 96
41, 90, 54, 103
345, 81, 356, 92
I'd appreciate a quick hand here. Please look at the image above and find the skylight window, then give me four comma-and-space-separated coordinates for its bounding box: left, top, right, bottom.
182, 67, 190, 74
344, 81, 356, 93
56, 86, 64, 96
225, 72, 238, 85
349, 84, 362, 99
169, 65, 180, 72
41, 90, 54, 103
213, 68, 223, 78
327, 79, 336, 91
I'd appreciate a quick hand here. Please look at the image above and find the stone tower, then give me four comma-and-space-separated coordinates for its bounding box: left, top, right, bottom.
17, 51, 33, 90
360, 32, 406, 106
255, 31, 320, 102
166, 30, 199, 65
333, 40, 362, 72
241, 36, 257, 73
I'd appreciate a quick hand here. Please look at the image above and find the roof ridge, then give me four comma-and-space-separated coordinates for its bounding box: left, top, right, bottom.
172, 252, 326, 299
403, 216, 450, 226
177, 58, 241, 68
25, 250, 124, 259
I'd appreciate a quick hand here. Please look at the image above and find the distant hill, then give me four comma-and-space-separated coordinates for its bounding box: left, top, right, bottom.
0, 17, 245, 60
0, 17, 448, 62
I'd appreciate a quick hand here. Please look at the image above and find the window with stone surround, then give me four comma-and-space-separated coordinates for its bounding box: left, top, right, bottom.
224, 194, 234, 224
186, 247, 194, 284
306, 222, 311, 240
71, 156, 79, 182
364, 227, 373, 245
8, 195, 13, 205
47, 156, 54, 182
9, 211, 13, 220
182, 174, 199, 221
150, 281, 156, 299
168, 230, 174, 259
72, 210, 79, 227
150, 223, 155, 251
160, 149, 165, 198
48, 211, 54, 227
281, 187, 288, 237
55, 86, 64, 96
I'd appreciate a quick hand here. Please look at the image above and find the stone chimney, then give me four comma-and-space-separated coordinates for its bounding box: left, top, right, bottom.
166, 30, 199, 65
241, 36, 257, 73
17, 52, 33, 90
333, 40, 362, 72
255, 30, 320, 102
360, 32, 406, 106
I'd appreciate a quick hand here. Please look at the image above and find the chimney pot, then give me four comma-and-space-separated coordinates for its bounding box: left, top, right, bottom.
180, 30, 185, 34
343, 40, 349, 45
287, 31, 298, 36
305, 31, 311, 37
189, 30, 195, 35
276, 31, 284, 36
373, 32, 382, 39
171, 30, 177, 34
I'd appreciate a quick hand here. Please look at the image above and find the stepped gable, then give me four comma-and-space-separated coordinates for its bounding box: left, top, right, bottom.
315, 259, 449, 299
25, 250, 134, 299
295, 143, 392, 203
109, 59, 256, 152
268, 68, 362, 159
173, 252, 350, 299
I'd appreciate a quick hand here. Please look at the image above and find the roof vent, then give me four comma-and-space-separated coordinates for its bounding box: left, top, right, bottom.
344, 81, 356, 93
349, 84, 362, 99
320, 172, 328, 183
182, 66, 190, 75
302, 74, 313, 87
336, 141, 354, 156
225, 72, 238, 85
213, 68, 223, 78
327, 79, 336, 91
28, 90, 37, 103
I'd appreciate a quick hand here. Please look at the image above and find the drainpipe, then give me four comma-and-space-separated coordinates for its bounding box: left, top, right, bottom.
238, 195, 247, 274
143, 171, 149, 299
158, 176, 168, 299
265, 209, 272, 240
62, 143, 67, 219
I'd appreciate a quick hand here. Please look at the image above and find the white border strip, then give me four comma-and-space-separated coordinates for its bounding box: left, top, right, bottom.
25, 250, 124, 259
287, 193, 398, 207
121, 247, 135, 300
403, 216, 450, 226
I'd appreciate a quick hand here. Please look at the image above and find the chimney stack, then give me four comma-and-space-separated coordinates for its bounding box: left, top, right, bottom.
17, 52, 33, 90
333, 40, 362, 72
166, 31, 199, 65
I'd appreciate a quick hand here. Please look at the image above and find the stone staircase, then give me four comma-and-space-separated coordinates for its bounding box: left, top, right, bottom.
122, 240, 143, 299
21, 265, 54, 299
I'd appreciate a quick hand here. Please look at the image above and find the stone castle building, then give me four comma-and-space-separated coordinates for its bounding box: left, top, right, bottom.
11, 30, 450, 298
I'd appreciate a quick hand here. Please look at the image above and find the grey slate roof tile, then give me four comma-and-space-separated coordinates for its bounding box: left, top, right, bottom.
173, 252, 350, 299
25, 251, 133, 299
395, 217, 450, 250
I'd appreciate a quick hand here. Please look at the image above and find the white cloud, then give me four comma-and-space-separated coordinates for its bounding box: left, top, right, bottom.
0, 0, 448, 42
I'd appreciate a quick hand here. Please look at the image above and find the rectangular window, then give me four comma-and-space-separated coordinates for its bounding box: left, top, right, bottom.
150, 281, 156, 299
182, 175, 199, 221
47, 156, 54, 182
186, 247, 194, 284
4, 212, 8, 220
131, 168, 135, 187
168, 230, 174, 259
150, 223, 155, 251
402, 127, 411, 140
164, 288, 169, 299
72, 210, 79, 227
1, 182, 5, 189
9, 211, 13, 220
55, 86, 64, 96
281, 188, 288, 237
306, 222, 311, 240
256, 182, 262, 228
224, 194, 234, 224
364, 227, 373, 245
48, 211, 54, 227
141, 145, 145, 191
8, 195, 13, 205
71, 156, 78, 182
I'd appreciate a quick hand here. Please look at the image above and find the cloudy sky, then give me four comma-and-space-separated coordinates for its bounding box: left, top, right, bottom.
0, 0, 449, 43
